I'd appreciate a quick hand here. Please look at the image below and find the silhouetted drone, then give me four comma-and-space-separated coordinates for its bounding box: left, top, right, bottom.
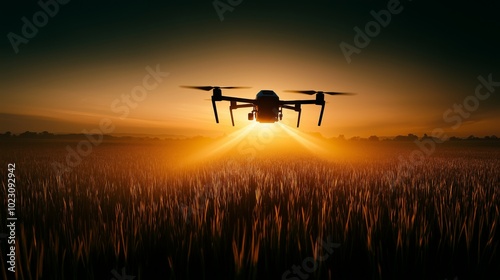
181, 86, 355, 127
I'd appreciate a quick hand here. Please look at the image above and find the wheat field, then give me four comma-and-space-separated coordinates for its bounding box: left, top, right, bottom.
0, 137, 499, 279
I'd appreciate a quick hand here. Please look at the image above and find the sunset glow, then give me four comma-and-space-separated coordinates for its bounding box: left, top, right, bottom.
2, 1, 499, 279
2, 2, 499, 138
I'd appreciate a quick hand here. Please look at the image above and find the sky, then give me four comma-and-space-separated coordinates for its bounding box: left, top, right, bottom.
1, 0, 499, 138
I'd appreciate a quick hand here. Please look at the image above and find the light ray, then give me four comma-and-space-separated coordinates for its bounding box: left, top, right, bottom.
279, 123, 329, 155
179, 122, 257, 165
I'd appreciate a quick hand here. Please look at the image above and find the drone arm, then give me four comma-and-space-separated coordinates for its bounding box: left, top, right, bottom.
222, 96, 256, 104
318, 102, 325, 126
230, 106, 235, 126
211, 98, 219, 123
229, 102, 254, 126
281, 104, 302, 127
282, 99, 326, 126
280, 100, 317, 106
297, 107, 302, 127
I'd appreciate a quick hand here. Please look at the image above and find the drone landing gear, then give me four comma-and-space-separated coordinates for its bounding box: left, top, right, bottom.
212, 98, 219, 123
229, 101, 254, 126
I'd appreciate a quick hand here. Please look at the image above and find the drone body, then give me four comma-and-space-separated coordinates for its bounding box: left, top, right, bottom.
181, 86, 354, 127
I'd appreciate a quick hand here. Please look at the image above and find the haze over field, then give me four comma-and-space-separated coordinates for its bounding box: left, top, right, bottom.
1, 136, 499, 279
2, 1, 500, 138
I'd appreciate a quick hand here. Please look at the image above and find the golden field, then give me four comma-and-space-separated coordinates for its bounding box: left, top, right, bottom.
0, 135, 499, 279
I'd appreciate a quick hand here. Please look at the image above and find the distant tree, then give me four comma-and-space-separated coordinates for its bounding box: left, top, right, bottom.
408, 134, 418, 141
0, 131, 12, 138
338, 134, 345, 141
394, 135, 405, 141
368, 135, 379, 141
19, 131, 38, 138
394, 134, 418, 141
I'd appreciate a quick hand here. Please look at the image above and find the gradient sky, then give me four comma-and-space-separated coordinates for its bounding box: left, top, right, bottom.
2, 0, 499, 138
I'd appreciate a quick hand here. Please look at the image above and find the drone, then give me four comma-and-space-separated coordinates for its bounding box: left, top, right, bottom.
181, 86, 355, 127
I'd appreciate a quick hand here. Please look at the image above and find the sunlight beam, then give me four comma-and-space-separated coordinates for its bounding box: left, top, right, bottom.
279, 123, 328, 155
180, 122, 257, 164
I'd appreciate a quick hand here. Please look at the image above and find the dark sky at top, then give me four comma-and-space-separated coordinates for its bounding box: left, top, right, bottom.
3, 1, 498, 67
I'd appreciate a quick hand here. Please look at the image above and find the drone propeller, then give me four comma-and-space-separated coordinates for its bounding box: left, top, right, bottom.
284, 90, 355, 127
285, 90, 356, 96
181, 85, 251, 91
181, 85, 251, 125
